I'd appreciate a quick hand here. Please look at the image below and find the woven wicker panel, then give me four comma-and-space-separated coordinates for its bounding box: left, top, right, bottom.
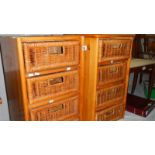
98, 39, 131, 62
96, 84, 125, 108
98, 62, 127, 86
30, 96, 79, 121
23, 41, 80, 72
27, 70, 79, 103
63, 116, 80, 121
96, 104, 124, 121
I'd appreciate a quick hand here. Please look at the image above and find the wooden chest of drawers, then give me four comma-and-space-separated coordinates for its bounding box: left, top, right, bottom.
0, 35, 134, 121
83, 35, 134, 121
0, 35, 84, 121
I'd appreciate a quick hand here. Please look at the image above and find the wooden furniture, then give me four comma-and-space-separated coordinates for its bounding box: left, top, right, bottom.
133, 34, 155, 59
144, 35, 155, 59
127, 59, 155, 117
0, 35, 134, 121
130, 58, 155, 98
83, 35, 134, 121
0, 35, 84, 121
132, 35, 155, 86
126, 58, 155, 117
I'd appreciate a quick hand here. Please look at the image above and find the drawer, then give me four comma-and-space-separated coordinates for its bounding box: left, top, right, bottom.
62, 115, 80, 121
27, 70, 79, 103
96, 104, 125, 121
23, 41, 80, 72
96, 83, 125, 109
98, 62, 127, 86
30, 96, 79, 121
98, 39, 131, 62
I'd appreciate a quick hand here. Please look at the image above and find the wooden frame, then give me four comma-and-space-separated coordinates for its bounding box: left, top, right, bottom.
83, 35, 134, 121
0, 35, 134, 121
1, 35, 84, 121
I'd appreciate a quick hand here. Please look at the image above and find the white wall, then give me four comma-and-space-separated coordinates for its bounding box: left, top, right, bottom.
0, 52, 9, 121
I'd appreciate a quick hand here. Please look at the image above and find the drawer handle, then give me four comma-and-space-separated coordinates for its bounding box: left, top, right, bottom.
112, 44, 122, 49
66, 67, 71, 71
105, 110, 114, 116
48, 99, 54, 104
49, 77, 64, 85
48, 104, 64, 113
48, 46, 64, 54
109, 67, 117, 73
110, 60, 114, 64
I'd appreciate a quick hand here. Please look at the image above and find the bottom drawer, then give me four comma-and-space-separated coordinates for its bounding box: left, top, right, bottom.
96, 104, 125, 121
30, 96, 79, 121
62, 115, 80, 121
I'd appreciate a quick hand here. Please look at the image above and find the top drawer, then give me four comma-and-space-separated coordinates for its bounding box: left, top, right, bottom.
23, 41, 80, 72
98, 39, 132, 62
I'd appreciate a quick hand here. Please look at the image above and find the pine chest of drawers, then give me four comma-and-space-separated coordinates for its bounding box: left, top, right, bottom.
0, 35, 84, 121
83, 35, 134, 121
0, 35, 134, 121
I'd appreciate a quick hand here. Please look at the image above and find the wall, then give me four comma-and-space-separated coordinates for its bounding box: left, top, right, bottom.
0, 51, 9, 121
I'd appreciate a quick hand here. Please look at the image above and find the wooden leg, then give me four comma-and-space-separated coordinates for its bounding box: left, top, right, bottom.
131, 72, 139, 94
148, 65, 155, 99
139, 72, 143, 84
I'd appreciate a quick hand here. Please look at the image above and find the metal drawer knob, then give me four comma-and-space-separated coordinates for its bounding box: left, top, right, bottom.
48, 99, 54, 104
110, 60, 114, 64
34, 72, 40, 76
28, 73, 34, 77
66, 67, 71, 71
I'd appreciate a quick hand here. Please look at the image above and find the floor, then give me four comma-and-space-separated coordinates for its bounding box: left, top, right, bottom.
122, 73, 155, 121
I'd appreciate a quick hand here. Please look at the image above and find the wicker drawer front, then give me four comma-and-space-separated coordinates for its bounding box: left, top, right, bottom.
98, 62, 126, 86
63, 116, 80, 121
98, 39, 131, 62
96, 104, 124, 121
23, 41, 80, 72
96, 84, 125, 108
30, 96, 79, 121
27, 70, 79, 103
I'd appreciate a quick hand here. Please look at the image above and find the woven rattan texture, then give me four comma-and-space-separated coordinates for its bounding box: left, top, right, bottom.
27, 70, 79, 103
98, 39, 131, 62
23, 41, 80, 72
96, 83, 125, 107
98, 62, 127, 85
30, 96, 79, 121
96, 104, 125, 121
